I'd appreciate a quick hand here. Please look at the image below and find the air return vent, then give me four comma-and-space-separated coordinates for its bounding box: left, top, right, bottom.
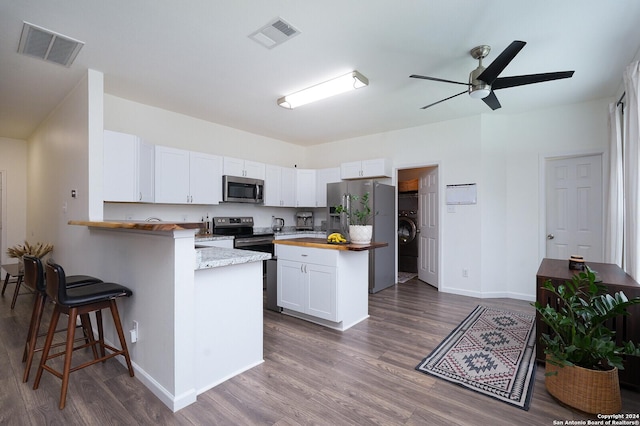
249, 17, 300, 49
17, 22, 84, 67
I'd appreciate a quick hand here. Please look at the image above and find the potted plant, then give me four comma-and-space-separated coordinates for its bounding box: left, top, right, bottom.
7, 241, 54, 272
335, 192, 374, 244
533, 267, 640, 414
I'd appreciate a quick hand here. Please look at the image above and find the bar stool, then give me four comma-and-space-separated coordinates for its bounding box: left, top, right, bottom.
33, 260, 134, 409
21, 255, 104, 383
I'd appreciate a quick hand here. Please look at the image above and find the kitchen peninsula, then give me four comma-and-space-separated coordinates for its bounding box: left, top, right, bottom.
274, 237, 388, 331
69, 220, 270, 412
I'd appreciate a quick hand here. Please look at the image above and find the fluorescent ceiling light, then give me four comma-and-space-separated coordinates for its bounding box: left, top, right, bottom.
278, 71, 368, 109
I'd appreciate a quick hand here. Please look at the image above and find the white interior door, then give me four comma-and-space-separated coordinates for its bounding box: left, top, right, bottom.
545, 155, 603, 261
418, 167, 439, 287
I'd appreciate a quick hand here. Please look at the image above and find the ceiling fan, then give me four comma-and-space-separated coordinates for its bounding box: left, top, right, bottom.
410, 40, 575, 110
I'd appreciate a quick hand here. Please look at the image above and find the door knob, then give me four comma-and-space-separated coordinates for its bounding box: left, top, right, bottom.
547, 234, 555, 240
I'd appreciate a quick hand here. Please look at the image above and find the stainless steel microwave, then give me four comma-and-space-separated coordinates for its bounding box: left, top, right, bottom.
222, 175, 264, 203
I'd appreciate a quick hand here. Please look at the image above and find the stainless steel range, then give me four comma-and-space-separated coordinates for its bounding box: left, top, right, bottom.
211, 216, 274, 255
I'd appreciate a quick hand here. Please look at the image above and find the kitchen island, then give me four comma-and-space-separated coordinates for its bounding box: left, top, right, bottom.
69, 220, 269, 412
273, 238, 388, 331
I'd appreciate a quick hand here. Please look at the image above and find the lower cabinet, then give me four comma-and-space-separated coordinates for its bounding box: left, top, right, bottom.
277, 246, 339, 322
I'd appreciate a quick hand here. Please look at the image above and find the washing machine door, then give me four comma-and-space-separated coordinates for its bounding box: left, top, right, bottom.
398, 217, 417, 244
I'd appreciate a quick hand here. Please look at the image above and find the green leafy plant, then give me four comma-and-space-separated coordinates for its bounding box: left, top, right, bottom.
335, 192, 374, 225
532, 267, 640, 372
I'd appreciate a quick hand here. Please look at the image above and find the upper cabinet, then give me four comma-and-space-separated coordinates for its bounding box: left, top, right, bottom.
103, 130, 155, 202
265, 165, 296, 207
155, 146, 222, 204
340, 158, 391, 180
315, 167, 341, 208
295, 169, 317, 208
223, 157, 265, 180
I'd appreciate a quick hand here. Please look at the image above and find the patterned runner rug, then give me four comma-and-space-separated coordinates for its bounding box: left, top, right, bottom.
416, 305, 537, 410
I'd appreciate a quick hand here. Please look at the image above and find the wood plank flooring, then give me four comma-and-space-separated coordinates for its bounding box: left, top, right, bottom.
1, 277, 638, 425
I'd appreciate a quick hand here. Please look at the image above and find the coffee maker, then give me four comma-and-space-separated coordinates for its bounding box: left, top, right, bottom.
295, 211, 314, 230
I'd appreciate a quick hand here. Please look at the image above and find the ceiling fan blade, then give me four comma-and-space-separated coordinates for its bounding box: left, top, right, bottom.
492, 71, 575, 90
410, 75, 470, 86
420, 90, 467, 109
477, 40, 526, 84
482, 91, 501, 110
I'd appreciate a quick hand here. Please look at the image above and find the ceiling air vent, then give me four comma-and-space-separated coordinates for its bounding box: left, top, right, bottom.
17, 22, 84, 67
249, 17, 300, 49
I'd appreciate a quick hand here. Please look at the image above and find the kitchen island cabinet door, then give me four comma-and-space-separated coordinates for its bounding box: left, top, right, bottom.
306, 263, 338, 322
277, 259, 306, 312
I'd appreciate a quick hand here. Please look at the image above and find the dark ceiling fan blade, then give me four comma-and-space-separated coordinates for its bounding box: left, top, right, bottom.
482, 91, 501, 110
420, 90, 467, 109
477, 40, 526, 84
410, 74, 470, 86
492, 71, 575, 90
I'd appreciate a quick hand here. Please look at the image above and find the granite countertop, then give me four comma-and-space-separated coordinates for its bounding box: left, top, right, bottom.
195, 247, 271, 270
273, 237, 388, 251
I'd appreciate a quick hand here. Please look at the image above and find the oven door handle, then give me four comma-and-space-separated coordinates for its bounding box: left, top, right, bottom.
235, 237, 274, 246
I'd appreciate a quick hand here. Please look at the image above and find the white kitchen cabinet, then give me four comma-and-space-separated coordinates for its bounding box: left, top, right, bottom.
190, 151, 223, 204
223, 157, 265, 180
277, 246, 338, 322
103, 130, 155, 202
265, 165, 295, 207
295, 169, 317, 207
340, 158, 391, 179
155, 146, 222, 204
315, 167, 341, 207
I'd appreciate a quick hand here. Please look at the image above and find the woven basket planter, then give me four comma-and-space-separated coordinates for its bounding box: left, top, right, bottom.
545, 360, 621, 414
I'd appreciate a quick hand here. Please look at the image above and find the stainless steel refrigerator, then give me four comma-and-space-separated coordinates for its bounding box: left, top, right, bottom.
327, 180, 395, 293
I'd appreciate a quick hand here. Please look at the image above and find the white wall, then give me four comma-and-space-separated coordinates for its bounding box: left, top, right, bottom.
0, 137, 27, 265
27, 70, 102, 274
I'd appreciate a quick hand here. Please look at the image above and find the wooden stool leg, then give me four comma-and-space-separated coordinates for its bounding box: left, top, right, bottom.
59, 307, 78, 410
23, 293, 46, 382
110, 300, 134, 377
79, 313, 99, 360
1, 272, 9, 295
10, 276, 23, 309
96, 310, 106, 359
33, 307, 61, 390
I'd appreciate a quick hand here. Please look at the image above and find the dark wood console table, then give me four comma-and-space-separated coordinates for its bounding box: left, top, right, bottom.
536, 258, 640, 388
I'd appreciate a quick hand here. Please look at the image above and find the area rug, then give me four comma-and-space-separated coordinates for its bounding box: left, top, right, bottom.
415, 305, 537, 410
397, 272, 417, 283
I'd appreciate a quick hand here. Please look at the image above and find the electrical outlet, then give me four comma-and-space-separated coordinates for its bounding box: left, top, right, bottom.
130, 321, 139, 343
182, 214, 188, 222
462, 268, 468, 278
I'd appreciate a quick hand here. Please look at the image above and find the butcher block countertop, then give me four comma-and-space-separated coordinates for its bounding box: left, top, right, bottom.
69, 220, 203, 232
273, 237, 388, 251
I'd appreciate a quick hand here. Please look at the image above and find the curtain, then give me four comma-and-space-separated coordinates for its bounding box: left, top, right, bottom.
623, 61, 640, 280
605, 102, 623, 266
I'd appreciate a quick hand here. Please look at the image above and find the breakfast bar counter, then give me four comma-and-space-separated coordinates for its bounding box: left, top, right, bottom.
69, 220, 266, 412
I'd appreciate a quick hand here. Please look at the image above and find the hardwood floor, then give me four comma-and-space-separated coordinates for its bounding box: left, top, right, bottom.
1, 277, 638, 425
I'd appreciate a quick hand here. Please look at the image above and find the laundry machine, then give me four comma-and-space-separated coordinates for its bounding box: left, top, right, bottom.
398, 191, 419, 273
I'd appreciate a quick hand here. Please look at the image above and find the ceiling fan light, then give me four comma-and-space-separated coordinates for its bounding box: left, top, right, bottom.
469, 87, 491, 99
277, 71, 368, 109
